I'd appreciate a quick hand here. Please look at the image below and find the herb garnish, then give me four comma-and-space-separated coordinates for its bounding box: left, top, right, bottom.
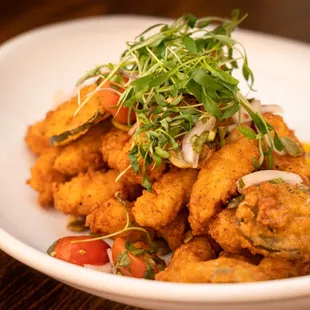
75, 10, 284, 190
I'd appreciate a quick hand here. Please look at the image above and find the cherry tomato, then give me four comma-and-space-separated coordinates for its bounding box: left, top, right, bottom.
48, 236, 110, 266
112, 237, 147, 278
97, 80, 136, 125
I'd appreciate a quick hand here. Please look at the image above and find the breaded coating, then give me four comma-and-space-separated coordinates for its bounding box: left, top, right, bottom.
53, 169, 128, 216
219, 251, 262, 265
236, 182, 310, 260
101, 128, 131, 169
53, 122, 111, 176
27, 148, 67, 207
156, 257, 267, 283
156, 237, 266, 283
209, 209, 243, 254
156, 209, 188, 251
169, 237, 216, 264
259, 257, 302, 280
132, 167, 198, 228
264, 113, 310, 185
25, 120, 51, 155
189, 130, 259, 235
86, 198, 146, 242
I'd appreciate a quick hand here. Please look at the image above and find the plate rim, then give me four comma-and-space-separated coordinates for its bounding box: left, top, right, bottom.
1, 14, 310, 305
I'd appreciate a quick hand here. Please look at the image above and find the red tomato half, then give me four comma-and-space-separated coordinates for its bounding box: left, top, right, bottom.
51, 236, 110, 266
112, 237, 147, 278
97, 80, 136, 125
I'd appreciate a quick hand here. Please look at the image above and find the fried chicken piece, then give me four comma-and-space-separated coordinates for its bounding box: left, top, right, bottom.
209, 209, 244, 254
156, 209, 188, 251
53, 122, 111, 176
86, 198, 147, 242
156, 237, 266, 283
27, 148, 67, 207
263, 113, 310, 185
53, 169, 128, 216
132, 167, 198, 228
101, 128, 131, 169
236, 182, 310, 260
25, 120, 51, 155
189, 130, 259, 235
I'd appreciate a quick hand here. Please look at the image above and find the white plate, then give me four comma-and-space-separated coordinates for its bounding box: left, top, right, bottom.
1, 15, 310, 310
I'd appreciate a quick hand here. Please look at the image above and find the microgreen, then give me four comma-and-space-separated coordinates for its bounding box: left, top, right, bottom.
75, 11, 282, 189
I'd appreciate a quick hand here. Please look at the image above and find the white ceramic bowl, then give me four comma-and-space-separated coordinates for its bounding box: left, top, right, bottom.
1, 16, 310, 310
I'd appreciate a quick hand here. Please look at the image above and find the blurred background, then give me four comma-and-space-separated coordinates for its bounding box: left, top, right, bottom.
0, 0, 309, 44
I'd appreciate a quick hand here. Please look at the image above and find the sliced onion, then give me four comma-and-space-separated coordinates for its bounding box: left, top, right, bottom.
169, 150, 194, 168
128, 122, 138, 136
84, 263, 112, 273
261, 104, 283, 114
181, 117, 216, 168
107, 248, 116, 274
236, 170, 303, 194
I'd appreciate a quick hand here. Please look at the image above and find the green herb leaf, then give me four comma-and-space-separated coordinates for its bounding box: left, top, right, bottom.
128, 145, 140, 175
281, 136, 302, 157
202, 88, 222, 117
142, 175, 152, 192
149, 73, 170, 88
155, 146, 170, 159
125, 241, 146, 256
183, 36, 197, 53
227, 195, 244, 209
131, 75, 152, 92
269, 178, 284, 184
144, 264, 155, 280
116, 250, 131, 269
238, 126, 256, 139
273, 131, 285, 151
187, 14, 197, 28
192, 69, 223, 90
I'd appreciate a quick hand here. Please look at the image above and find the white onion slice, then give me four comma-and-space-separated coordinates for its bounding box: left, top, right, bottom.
107, 248, 116, 274
128, 122, 138, 136
181, 117, 216, 168
236, 170, 303, 194
261, 104, 283, 114
84, 263, 112, 273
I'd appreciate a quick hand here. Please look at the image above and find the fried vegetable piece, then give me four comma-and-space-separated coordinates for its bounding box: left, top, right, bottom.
53, 122, 111, 176
236, 181, 310, 260
86, 198, 147, 242
264, 113, 310, 185
219, 251, 262, 265
53, 169, 128, 216
25, 120, 51, 155
132, 168, 198, 228
208, 209, 244, 254
27, 148, 67, 207
156, 209, 188, 251
156, 237, 266, 283
189, 130, 259, 235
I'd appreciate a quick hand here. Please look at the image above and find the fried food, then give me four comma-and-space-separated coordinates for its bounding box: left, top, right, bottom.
236, 181, 310, 260
219, 251, 262, 265
85, 198, 147, 242
132, 167, 198, 228
25, 120, 51, 155
27, 148, 67, 207
101, 128, 131, 169
156, 237, 266, 283
156, 209, 188, 251
263, 113, 310, 185
53, 122, 111, 176
53, 169, 128, 216
189, 130, 260, 235
208, 209, 244, 254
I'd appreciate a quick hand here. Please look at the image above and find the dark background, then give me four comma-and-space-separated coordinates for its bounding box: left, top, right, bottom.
0, 0, 310, 44
1, 1, 310, 310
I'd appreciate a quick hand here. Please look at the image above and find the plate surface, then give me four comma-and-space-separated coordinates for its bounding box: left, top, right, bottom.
1, 15, 310, 310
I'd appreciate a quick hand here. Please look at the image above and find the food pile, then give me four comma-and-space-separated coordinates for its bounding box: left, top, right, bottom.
25, 12, 310, 283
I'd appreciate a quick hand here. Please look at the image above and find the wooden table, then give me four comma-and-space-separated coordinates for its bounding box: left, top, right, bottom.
1, 0, 310, 309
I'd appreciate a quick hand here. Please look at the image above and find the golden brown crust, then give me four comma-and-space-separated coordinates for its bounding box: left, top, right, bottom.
53, 122, 111, 176
209, 209, 244, 254
53, 169, 128, 216
156, 209, 189, 251
263, 113, 310, 185
27, 148, 67, 207
132, 167, 198, 228
189, 131, 260, 235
